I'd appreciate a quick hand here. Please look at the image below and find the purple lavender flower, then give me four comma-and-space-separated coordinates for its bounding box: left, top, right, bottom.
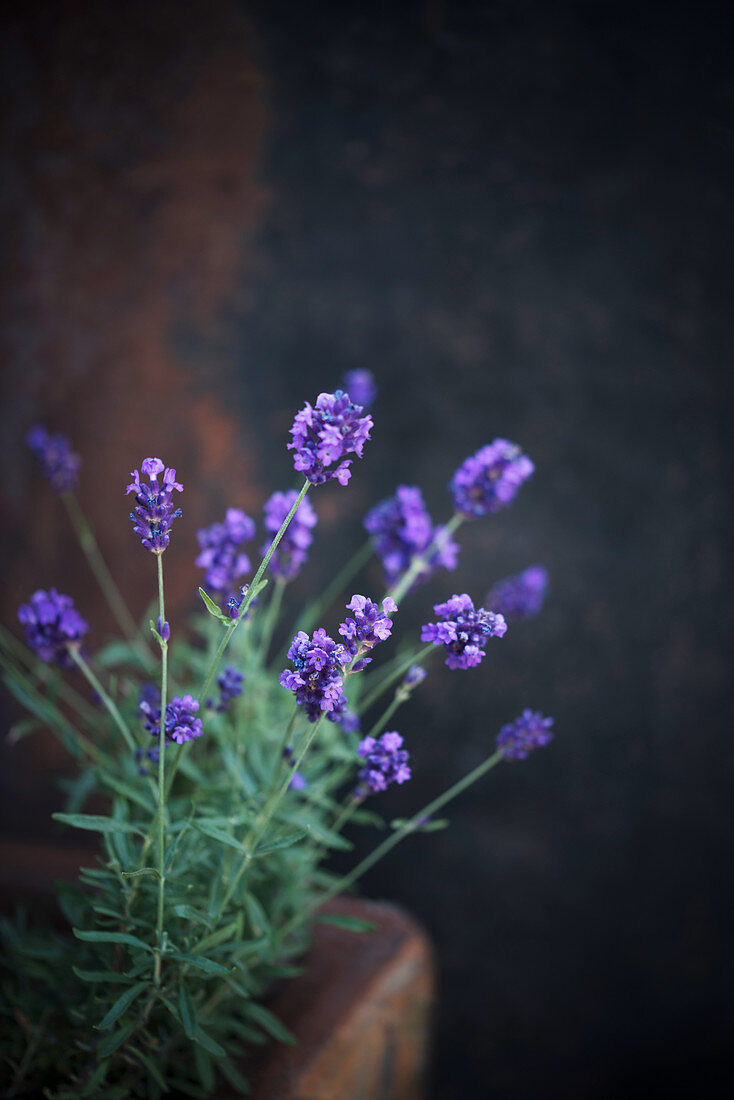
196, 508, 255, 606
135, 744, 160, 776
17, 589, 89, 667
324, 690, 361, 733
342, 369, 377, 408
279, 628, 349, 722
126, 458, 183, 553
140, 693, 204, 745
486, 565, 549, 620
261, 490, 318, 581
338, 595, 397, 669
450, 440, 534, 518
207, 665, 244, 713
356, 731, 411, 796
288, 391, 373, 486
420, 593, 507, 670
26, 426, 81, 494
364, 486, 459, 591
403, 664, 427, 689
496, 709, 554, 760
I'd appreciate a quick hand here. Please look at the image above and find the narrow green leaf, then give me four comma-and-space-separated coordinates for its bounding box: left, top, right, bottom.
136, 1049, 170, 1093
73, 928, 153, 953
172, 904, 212, 929
52, 813, 144, 837
194, 917, 241, 956
194, 1045, 214, 1091
95, 981, 148, 1031
220, 1058, 252, 1095
96, 1018, 138, 1057
73, 967, 134, 984
316, 913, 378, 933
179, 982, 197, 1040
242, 893, 270, 938
80, 1058, 110, 1096
252, 827, 308, 858
240, 1000, 296, 1045
195, 1025, 227, 1059
198, 588, 232, 626
192, 820, 249, 854
168, 952, 230, 976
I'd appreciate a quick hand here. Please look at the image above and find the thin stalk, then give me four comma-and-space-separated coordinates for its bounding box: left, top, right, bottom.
154, 553, 168, 986
198, 480, 311, 705
69, 648, 137, 754
279, 750, 506, 944
365, 689, 406, 741
0, 626, 99, 722
387, 513, 464, 605
358, 644, 435, 714
62, 492, 151, 666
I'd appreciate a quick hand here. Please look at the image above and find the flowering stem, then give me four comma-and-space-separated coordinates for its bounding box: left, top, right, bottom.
61, 492, 152, 667
154, 553, 168, 986
68, 648, 137, 754
365, 688, 407, 741
292, 538, 374, 641
387, 512, 464, 605
358, 644, 435, 714
282, 750, 506, 942
198, 480, 311, 705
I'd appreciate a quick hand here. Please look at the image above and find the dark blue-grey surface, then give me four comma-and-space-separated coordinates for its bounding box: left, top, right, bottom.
229, 2, 733, 1095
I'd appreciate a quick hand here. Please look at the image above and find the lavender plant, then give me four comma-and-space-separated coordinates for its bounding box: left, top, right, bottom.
1, 389, 554, 1098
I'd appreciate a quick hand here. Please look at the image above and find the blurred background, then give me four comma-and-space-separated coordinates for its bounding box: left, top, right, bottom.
1, 1, 732, 1096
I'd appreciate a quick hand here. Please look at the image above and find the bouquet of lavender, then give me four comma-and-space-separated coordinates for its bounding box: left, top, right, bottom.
1, 381, 553, 1097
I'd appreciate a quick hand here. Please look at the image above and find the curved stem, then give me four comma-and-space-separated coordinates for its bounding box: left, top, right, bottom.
358, 644, 435, 715
68, 648, 137, 754
62, 492, 151, 667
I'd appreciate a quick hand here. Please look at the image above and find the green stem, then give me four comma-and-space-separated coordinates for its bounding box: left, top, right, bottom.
291, 538, 374, 641
387, 513, 464, 605
199, 480, 311, 705
154, 553, 168, 986
358, 644, 435, 715
365, 689, 406, 741
279, 750, 506, 944
62, 492, 151, 666
68, 648, 137, 754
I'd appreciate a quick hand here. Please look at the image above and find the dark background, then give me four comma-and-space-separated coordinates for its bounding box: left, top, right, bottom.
2, 1, 733, 1097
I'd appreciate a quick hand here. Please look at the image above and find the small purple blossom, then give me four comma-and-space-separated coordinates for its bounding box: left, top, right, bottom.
283, 746, 308, 790
356, 731, 411, 796
486, 565, 549, 620
157, 618, 170, 643
126, 458, 183, 553
207, 665, 244, 713
364, 486, 459, 591
135, 744, 160, 776
261, 490, 318, 581
288, 391, 373, 486
420, 593, 507, 670
17, 589, 89, 667
450, 440, 534, 518
339, 595, 397, 669
279, 628, 349, 722
26, 426, 81, 494
403, 665, 427, 689
140, 693, 204, 745
342, 369, 377, 408
496, 709, 554, 760
196, 508, 255, 605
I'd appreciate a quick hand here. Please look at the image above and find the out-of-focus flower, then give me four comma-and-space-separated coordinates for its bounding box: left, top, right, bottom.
496, 709, 554, 760
26, 426, 81, 494
261, 490, 317, 581
196, 508, 255, 602
364, 486, 459, 591
486, 565, 549, 620
342, 369, 376, 408
356, 731, 411, 795
450, 440, 534, 518
17, 589, 88, 667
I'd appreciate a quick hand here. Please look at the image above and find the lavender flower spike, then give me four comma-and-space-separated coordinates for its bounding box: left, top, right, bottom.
421, 593, 507, 670
288, 391, 373, 486
487, 565, 549, 621
126, 458, 183, 553
197, 508, 256, 606
356, 731, 411, 796
26, 426, 81, 494
261, 490, 318, 581
279, 628, 349, 722
18, 589, 89, 667
496, 709, 554, 760
339, 594, 397, 670
364, 485, 459, 591
342, 369, 377, 408
450, 440, 534, 518
140, 693, 204, 745
207, 665, 244, 713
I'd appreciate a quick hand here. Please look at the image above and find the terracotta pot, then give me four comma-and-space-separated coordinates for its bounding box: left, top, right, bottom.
0, 839, 435, 1099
